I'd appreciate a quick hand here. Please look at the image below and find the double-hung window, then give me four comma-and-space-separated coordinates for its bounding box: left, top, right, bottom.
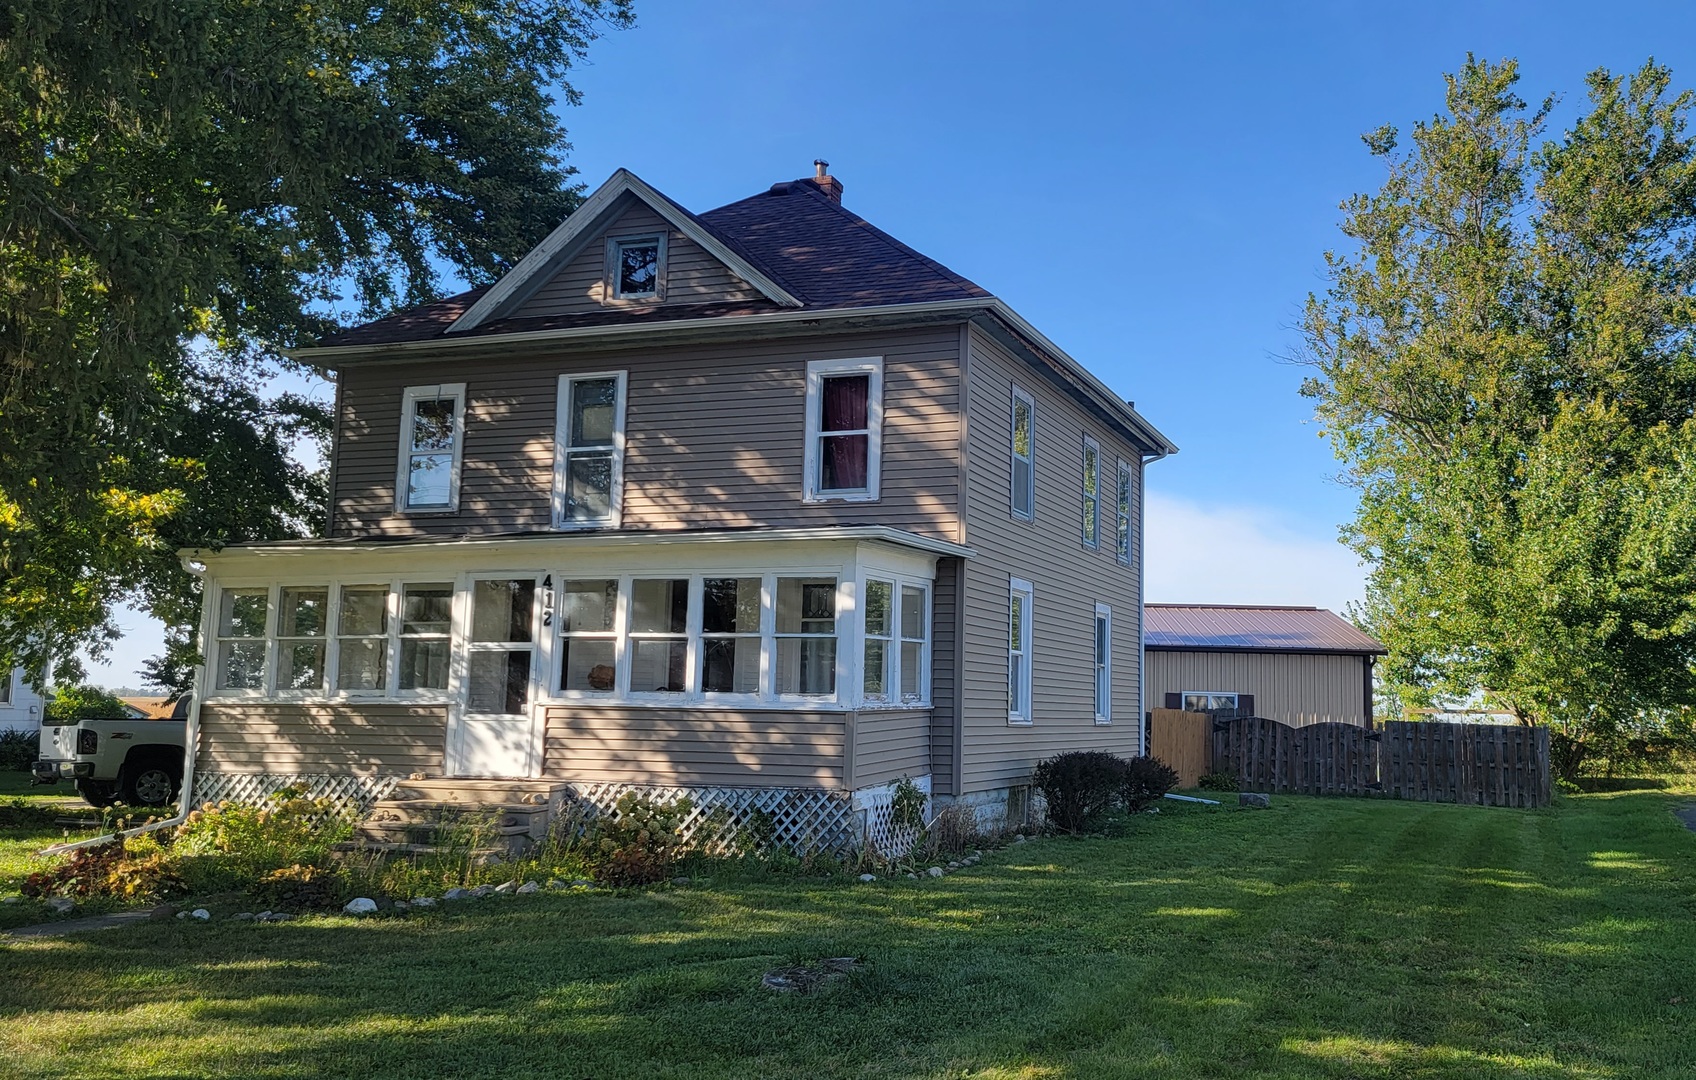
398, 584, 452, 691
899, 584, 928, 704
701, 578, 761, 695
629, 578, 689, 695
863, 580, 894, 704
862, 580, 929, 706
336, 585, 389, 692
1081, 437, 1101, 549
1093, 604, 1112, 724
1011, 387, 1036, 521
1008, 577, 1034, 723
397, 384, 466, 512
1115, 458, 1133, 567
216, 589, 269, 691
776, 577, 838, 696
559, 579, 619, 693
554, 372, 627, 528
803, 357, 883, 502
275, 587, 329, 692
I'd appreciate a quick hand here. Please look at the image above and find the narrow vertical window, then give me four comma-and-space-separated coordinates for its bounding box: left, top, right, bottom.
398, 583, 453, 691
466, 579, 536, 715
559, 580, 618, 693
900, 584, 928, 704
216, 589, 269, 691
275, 587, 329, 691
803, 357, 883, 501
629, 578, 689, 694
1115, 458, 1133, 567
863, 579, 893, 703
336, 585, 389, 692
1008, 578, 1034, 723
1093, 604, 1112, 724
1011, 387, 1035, 521
397, 384, 466, 512
554, 372, 627, 528
1081, 436, 1101, 549
701, 577, 761, 695
775, 577, 837, 697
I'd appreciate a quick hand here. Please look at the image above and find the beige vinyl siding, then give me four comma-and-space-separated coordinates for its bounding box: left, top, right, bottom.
333, 327, 962, 541
1146, 650, 1371, 727
512, 198, 762, 318
542, 706, 847, 787
849, 709, 932, 789
196, 702, 448, 774
928, 557, 960, 794
958, 324, 1145, 793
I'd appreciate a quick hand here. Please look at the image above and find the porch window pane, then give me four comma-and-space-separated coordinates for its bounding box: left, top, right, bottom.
559, 579, 618, 693
471, 579, 535, 643
631, 639, 687, 693
631, 579, 688, 635
863, 579, 892, 702
336, 585, 389, 692
399, 583, 452, 691
900, 584, 927, 703
216, 588, 268, 690
468, 651, 531, 714
702, 577, 760, 695
631, 579, 688, 693
278, 642, 326, 691
561, 639, 617, 692
776, 577, 837, 697
276, 587, 328, 691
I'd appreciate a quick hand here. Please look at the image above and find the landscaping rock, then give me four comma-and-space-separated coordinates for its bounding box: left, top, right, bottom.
857, 873, 877, 883
494, 881, 518, 895
45, 897, 76, 915
411, 897, 437, 907
927, 866, 945, 878
570, 878, 593, 888
189, 908, 211, 921
470, 885, 496, 898
442, 888, 471, 901
344, 897, 379, 915
947, 861, 961, 870
671, 876, 690, 886
1239, 792, 1271, 809
516, 881, 540, 895
257, 912, 294, 923
393, 901, 409, 912
906, 873, 919, 880
231, 912, 255, 921
546, 879, 569, 891
1013, 834, 1027, 844
1, 896, 18, 904
149, 904, 178, 920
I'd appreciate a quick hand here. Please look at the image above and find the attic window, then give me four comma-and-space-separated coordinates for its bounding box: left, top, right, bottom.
609, 234, 665, 300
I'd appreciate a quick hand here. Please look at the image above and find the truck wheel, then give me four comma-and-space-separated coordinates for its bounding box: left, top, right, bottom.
75, 779, 120, 808
122, 763, 181, 808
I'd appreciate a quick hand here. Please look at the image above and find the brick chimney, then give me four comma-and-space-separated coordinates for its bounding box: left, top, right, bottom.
804, 159, 843, 203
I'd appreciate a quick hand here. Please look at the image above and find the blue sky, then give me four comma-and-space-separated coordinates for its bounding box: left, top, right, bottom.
84, 0, 1696, 685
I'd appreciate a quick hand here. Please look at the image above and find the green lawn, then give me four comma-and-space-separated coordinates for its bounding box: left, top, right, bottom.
2, 789, 1694, 1079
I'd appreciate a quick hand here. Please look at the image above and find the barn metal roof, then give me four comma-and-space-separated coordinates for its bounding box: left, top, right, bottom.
1144, 604, 1386, 655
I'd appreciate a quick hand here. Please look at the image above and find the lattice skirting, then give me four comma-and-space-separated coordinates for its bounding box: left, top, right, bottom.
562, 782, 858, 855
192, 772, 401, 817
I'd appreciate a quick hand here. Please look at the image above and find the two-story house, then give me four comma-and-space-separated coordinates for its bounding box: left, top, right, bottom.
182, 164, 1175, 843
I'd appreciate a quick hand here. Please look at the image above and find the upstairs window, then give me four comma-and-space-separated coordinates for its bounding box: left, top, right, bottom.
1011, 387, 1035, 521
554, 372, 627, 528
397, 384, 466, 512
803, 357, 883, 502
1115, 458, 1133, 567
608, 234, 666, 300
1081, 436, 1101, 549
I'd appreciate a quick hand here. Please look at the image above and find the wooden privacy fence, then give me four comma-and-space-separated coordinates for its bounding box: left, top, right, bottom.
1210, 716, 1550, 808
1148, 708, 1212, 787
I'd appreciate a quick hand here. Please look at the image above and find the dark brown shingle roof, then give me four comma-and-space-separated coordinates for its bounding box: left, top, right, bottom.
1144, 605, 1386, 655
314, 176, 991, 349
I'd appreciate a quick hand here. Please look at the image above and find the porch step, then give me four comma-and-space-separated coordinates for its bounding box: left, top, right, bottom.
387, 777, 563, 807
332, 840, 512, 862
343, 778, 571, 861
365, 799, 548, 830
354, 818, 534, 854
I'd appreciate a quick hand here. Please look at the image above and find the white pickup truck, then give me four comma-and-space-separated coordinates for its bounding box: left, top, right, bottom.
33, 697, 189, 808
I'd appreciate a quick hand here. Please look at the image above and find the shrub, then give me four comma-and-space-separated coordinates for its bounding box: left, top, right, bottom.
1121, 756, 1179, 811
253, 863, 346, 910
44, 685, 127, 723
173, 789, 351, 874
1032, 751, 1129, 832
0, 729, 37, 772
21, 841, 184, 902
0, 796, 58, 828
922, 804, 979, 858
1196, 771, 1239, 792
586, 791, 693, 886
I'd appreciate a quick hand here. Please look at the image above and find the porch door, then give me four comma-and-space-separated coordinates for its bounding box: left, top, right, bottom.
447, 576, 542, 778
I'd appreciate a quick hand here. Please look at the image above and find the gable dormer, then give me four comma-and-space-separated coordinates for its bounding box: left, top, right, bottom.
449, 170, 800, 333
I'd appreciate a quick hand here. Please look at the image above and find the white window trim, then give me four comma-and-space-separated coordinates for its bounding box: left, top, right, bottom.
334, 582, 396, 697
552, 371, 628, 530
897, 581, 930, 706
395, 383, 467, 514
1010, 385, 1036, 522
605, 233, 668, 303
1094, 603, 1112, 725
212, 585, 273, 698
1008, 576, 1034, 725
272, 584, 332, 698
802, 356, 884, 503
1115, 457, 1133, 568
1082, 435, 1101, 550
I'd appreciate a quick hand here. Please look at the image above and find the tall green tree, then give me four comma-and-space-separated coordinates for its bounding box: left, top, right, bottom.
1303, 57, 1696, 770
0, 0, 633, 683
